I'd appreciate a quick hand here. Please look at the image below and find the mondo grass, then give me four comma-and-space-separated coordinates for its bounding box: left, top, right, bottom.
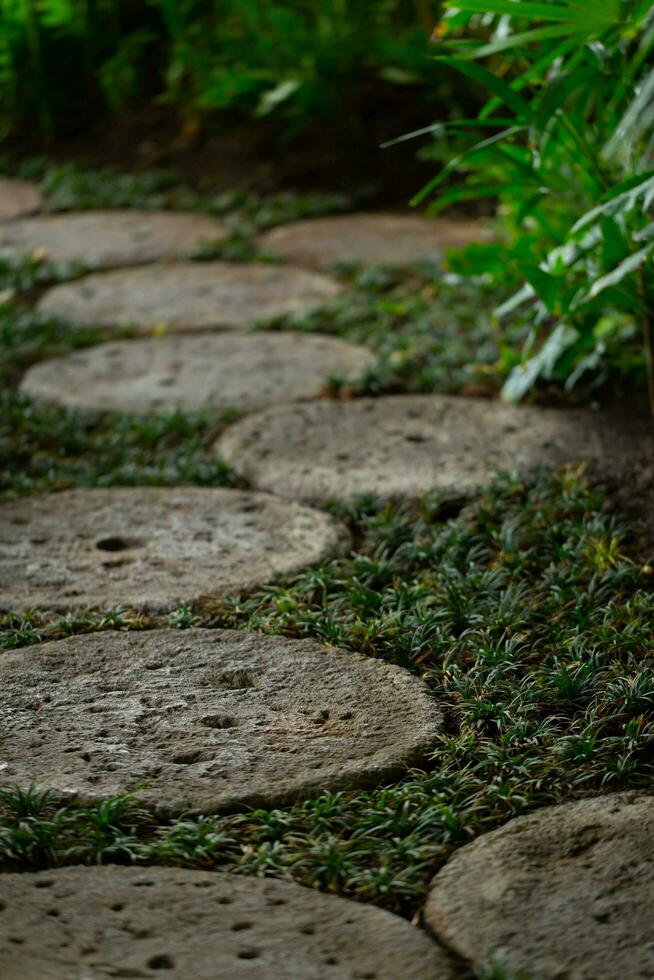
2, 469, 654, 923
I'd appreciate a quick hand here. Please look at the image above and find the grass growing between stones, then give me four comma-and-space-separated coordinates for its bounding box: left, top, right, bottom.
2, 469, 654, 926
0, 306, 237, 500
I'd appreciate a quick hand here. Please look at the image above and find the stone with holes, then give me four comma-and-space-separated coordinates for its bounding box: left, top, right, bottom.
258, 211, 489, 268
0, 867, 457, 980
0, 487, 349, 612
20, 331, 375, 414
0, 211, 226, 268
215, 394, 643, 502
0, 628, 443, 815
37, 261, 344, 329
0, 177, 44, 221
424, 792, 654, 980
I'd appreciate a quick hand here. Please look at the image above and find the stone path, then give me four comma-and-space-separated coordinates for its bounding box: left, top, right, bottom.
4, 191, 652, 976
0, 628, 443, 815
424, 792, 654, 980
0, 867, 457, 980
0, 177, 44, 220
0, 488, 349, 612
258, 212, 489, 267
38, 260, 343, 329
215, 394, 639, 502
0, 211, 226, 268
20, 331, 375, 414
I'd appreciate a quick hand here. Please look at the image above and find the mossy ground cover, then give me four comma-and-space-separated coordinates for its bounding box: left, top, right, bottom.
2, 472, 654, 935
1, 165, 653, 980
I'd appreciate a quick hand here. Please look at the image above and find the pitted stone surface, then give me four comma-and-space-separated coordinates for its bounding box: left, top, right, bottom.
0, 211, 226, 267
424, 793, 654, 980
37, 261, 344, 329
0, 629, 443, 815
216, 394, 636, 501
0, 177, 44, 220
0, 867, 456, 980
0, 487, 349, 612
259, 211, 488, 267
20, 331, 375, 414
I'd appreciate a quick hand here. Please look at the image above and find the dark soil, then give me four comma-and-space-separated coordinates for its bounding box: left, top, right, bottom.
5, 91, 442, 205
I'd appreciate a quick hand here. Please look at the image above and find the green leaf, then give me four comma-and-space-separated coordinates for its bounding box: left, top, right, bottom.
572, 173, 654, 233
502, 322, 580, 401
518, 262, 563, 312
443, 0, 620, 26
432, 57, 532, 119
589, 242, 654, 299
458, 23, 593, 61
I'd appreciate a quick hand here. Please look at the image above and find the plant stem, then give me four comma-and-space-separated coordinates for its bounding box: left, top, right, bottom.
638, 265, 654, 422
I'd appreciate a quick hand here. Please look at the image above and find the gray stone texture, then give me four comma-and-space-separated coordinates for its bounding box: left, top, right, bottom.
0, 867, 457, 980
0, 210, 226, 267
0, 487, 349, 612
424, 792, 654, 980
20, 331, 375, 414
0, 177, 44, 220
216, 394, 642, 501
37, 261, 344, 329
0, 629, 443, 815
259, 211, 489, 267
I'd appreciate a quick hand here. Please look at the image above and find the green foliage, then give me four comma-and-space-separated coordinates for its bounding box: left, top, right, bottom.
0, 0, 449, 138
419, 0, 654, 400
2, 470, 654, 922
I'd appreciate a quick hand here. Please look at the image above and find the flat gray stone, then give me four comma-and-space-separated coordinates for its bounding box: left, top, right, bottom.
0, 628, 443, 815
0, 487, 349, 612
215, 394, 639, 502
0, 867, 456, 980
0, 211, 226, 268
0, 177, 44, 220
37, 261, 344, 330
20, 332, 375, 414
424, 792, 654, 980
258, 211, 488, 267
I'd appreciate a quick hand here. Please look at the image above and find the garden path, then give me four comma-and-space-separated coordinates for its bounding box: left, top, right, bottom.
0, 175, 651, 979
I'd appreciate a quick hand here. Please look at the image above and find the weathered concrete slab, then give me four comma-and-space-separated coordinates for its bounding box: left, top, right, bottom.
0, 628, 443, 815
424, 792, 654, 980
0, 867, 457, 980
20, 332, 375, 414
0, 177, 44, 220
258, 212, 488, 267
215, 394, 636, 502
0, 487, 349, 612
37, 261, 344, 329
0, 211, 226, 267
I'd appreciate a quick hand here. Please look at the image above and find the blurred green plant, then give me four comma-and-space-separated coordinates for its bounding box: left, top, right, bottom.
416, 0, 654, 406
0, 0, 452, 139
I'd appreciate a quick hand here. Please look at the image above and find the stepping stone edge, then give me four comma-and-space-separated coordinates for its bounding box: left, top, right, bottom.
0, 867, 458, 980
37, 261, 344, 331
424, 792, 654, 980
215, 394, 645, 502
19, 331, 375, 415
0, 487, 350, 612
0, 629, 444, 816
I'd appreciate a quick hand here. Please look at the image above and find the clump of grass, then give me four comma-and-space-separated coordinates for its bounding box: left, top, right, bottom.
261, 263, 506, 396
2, 470, 653, 921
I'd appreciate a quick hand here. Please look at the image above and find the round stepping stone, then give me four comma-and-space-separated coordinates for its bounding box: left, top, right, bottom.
37, 260, 344, 329
0, 210, 226, 268
258, 211, 488, 267
0, 628, 443, 815
0, 177, 44, 220
215, 394, 634, 502
20, 332, 375, 414
0, 867, 457, 980
424, 792, 654, 980
0, 487, 349, 612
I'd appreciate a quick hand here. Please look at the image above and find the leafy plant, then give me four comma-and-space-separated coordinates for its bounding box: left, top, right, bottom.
417, 0, 654, 406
